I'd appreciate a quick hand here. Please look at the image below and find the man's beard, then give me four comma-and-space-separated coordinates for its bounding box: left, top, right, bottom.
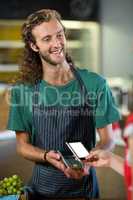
39, 49, 65, 66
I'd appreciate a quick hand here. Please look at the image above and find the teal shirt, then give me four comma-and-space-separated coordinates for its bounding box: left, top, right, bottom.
7, 68, 120, 141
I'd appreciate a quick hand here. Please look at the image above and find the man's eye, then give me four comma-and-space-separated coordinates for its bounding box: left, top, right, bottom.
57, 34, 63, 38
43, 38, 50, 42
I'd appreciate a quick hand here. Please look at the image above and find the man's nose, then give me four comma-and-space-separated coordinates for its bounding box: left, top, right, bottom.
52, 38, 61, 47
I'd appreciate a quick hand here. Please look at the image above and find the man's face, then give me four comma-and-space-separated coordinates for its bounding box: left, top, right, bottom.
31, 19, 66, 66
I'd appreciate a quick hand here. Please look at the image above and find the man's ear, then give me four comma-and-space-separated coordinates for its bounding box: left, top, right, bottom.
30, 42, 39, 52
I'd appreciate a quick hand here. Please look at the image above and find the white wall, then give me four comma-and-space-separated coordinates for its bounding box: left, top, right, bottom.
101, 0, 133, 78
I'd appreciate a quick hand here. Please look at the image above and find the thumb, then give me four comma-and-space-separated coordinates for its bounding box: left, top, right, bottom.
48, 150, 61, 160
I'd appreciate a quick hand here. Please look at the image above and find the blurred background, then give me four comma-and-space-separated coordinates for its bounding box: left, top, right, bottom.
0, 0, 133, 199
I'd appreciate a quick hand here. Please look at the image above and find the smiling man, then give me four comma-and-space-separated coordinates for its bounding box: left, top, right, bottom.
31, 19, 66, 66
7, 9, 120, 199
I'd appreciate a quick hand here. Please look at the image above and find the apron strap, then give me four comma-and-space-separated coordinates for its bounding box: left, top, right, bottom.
70, 65, 88, 105
70, 65, 96, 147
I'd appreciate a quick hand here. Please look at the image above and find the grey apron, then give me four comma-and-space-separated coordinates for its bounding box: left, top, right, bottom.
29, 67, 99, 199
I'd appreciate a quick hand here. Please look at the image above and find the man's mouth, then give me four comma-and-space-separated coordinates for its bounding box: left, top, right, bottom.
50, 48, 63, 55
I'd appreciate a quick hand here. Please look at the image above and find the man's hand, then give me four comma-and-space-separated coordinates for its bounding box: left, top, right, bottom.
46, 150, 66, 172
64, 167, 86, 179
46, 151, 87, 179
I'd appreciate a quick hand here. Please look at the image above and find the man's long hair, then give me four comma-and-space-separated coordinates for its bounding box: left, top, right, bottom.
19, 9, 74, 84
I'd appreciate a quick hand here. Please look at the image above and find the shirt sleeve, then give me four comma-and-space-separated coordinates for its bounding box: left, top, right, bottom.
95, 80, 121, 128
7, 85, 31, 133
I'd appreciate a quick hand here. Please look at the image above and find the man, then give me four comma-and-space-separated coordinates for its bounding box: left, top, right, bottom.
7, 9, 120, 199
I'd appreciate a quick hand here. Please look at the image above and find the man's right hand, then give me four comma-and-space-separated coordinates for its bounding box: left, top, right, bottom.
46, 151, 87, 179
46, 150, 66, 172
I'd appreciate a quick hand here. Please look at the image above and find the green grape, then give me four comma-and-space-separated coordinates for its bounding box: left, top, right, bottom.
12, 175, 18, 179
9, 186, 14, 190
12, 174, 18, 179
3, 177, 8, 183
6, 182, 11, 187
2, 183, 7, 189
12, 181, 17, 187
0, 180, 3, 186
0, 174, 24, 195
13, 188, 17, 194
0, 189, 3, 195
7, 189, 12, 195
8, 177, 13, 184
